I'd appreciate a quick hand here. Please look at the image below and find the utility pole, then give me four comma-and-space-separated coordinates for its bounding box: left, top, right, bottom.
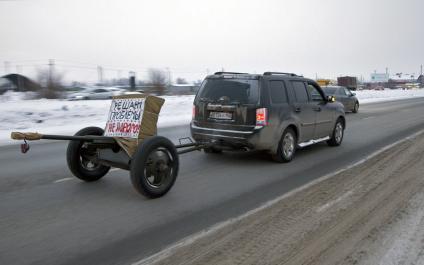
129, 71, 136, 91
97, 66, 103, 85
420, 64, 423, 76
48, 59, 55, 86
166, 67, 172, 85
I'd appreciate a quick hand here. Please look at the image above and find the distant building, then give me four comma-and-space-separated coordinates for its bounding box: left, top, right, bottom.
0, 74, 41, 93
418, 75, 424, 87
370, 73, 389, 83
388, 73, 417, 89
0, 77, 15, 94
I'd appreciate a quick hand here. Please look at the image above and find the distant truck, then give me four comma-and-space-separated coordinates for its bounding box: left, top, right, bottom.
316, 79, 331, 87
337, 76, 358, 90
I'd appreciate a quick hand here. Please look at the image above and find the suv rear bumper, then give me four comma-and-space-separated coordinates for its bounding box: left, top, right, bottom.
190, 123, 264, 150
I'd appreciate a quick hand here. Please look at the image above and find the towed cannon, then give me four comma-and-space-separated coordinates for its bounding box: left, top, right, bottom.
11, 95, 204, 198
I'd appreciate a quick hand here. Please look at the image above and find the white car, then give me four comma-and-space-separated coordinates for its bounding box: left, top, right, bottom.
67, 87, 123, 100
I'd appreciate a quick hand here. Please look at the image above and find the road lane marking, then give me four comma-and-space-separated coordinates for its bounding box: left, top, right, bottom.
53, 177, 73, 183
54, 169, 121, 184
133, 128, 424, 265
363, 116, 375, 120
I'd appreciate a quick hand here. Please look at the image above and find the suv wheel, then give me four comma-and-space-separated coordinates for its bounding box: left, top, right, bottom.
327, 119, 344, 146
353, 102, 359, 113
272, 128, 296, 163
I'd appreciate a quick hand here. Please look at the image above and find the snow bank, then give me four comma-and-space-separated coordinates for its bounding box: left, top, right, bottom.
354, 89, 424, 104
1, 89, 424, 146
0, 94, 194, 145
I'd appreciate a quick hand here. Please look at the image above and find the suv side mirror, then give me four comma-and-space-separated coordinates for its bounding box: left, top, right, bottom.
327, 95, 336, 103
351, 92, 356, 96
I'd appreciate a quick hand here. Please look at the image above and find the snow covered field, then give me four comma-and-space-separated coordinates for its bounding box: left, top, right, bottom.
355, 88, 424, 103
0, 93, 194, 145
1, 89, 424, 145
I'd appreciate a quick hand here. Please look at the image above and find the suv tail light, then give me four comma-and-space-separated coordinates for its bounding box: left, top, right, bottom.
256, 108, 268, 126
192, 105, 196, 119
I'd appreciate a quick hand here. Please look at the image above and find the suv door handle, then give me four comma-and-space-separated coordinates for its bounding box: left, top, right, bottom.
313, 107, 321, 112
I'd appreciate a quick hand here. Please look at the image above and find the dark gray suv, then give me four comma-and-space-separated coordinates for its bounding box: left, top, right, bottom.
191, 72, 346, 162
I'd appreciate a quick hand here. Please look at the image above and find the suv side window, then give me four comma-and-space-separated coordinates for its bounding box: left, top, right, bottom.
269, 80, 288, 104
291, 81, 308, 103
307, 83, 324, 101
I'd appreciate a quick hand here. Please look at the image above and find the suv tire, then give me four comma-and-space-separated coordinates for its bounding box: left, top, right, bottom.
327, 119, 344, 146
272, 128, 297, 163
352, 102, 359, 113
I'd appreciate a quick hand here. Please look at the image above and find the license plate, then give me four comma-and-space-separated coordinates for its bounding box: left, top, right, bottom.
209, 111, 232, 120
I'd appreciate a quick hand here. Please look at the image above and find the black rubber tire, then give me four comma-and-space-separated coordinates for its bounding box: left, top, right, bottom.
66, 126, 111, 182
327, 118, 345, 146
203, 147, 223, 154
272, 128, 297, 163
352, 102, 359, 113
130, 136, 179, 198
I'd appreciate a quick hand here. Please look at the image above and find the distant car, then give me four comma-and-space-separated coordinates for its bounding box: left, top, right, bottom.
322, 86, 359, 113
67, 87, 123, 100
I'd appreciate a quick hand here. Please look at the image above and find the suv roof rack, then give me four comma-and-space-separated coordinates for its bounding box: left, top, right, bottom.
263, 72, 301, 77
214, 72, 249, 75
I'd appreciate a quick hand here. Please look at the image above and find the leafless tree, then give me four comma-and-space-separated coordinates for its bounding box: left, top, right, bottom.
148, 68, 167, 95
36, 68, 64, 99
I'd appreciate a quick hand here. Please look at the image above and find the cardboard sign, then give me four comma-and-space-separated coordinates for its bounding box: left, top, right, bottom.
104, 97, 145, 138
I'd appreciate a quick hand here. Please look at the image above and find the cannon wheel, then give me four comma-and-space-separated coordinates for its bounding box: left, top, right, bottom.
66, 127, 111, 182
130, 136, 179, 198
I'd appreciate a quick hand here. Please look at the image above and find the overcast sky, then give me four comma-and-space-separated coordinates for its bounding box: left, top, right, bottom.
1, 0, 423, 83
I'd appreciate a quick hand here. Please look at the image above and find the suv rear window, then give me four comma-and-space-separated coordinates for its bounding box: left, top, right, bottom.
197, 78, 259, 104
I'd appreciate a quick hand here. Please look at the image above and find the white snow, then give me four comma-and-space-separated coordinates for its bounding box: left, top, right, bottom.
354, 89, 424, 103
0, 92, 194, 145
1, 88, 424, 146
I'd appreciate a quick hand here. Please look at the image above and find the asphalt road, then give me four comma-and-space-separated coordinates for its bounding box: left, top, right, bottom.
1, 98, 424, 265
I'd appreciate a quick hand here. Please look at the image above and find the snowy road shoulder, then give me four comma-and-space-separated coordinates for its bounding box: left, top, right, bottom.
140, 130, 424, 265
